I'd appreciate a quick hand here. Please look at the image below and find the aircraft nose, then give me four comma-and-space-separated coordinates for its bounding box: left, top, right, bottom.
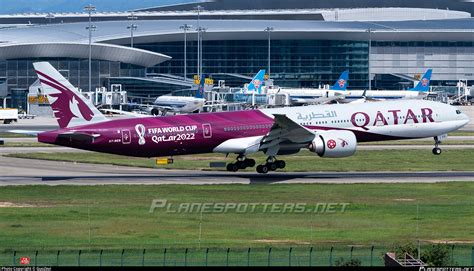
461, 113, 470, 125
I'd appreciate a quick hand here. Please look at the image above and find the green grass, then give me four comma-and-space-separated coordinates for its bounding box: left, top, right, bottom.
6, 149, 474, 172
0, 142, 53, 147
449, 131, 474, 136
0, 183, 473, 251
0, 133, 35, 138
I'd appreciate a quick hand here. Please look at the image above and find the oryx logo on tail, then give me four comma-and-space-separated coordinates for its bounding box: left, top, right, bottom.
33, 62, 107, 128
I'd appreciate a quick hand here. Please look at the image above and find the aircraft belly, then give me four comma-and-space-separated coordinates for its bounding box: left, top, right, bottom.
366, 121, 462, 139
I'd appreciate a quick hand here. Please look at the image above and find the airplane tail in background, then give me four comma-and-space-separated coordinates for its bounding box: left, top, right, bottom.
330, 70, 349, 91
247, 69, 266, 93
33, 62, 108, 129
410, 69, 432, 92
196, 74, 206, 98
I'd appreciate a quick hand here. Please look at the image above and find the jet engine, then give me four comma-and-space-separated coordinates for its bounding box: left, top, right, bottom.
309, 130, 357, 158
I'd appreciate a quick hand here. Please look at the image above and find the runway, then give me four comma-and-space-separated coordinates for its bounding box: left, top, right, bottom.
2, 136, 473, 144
1, 144, 473, 156
0, 155, 472, 186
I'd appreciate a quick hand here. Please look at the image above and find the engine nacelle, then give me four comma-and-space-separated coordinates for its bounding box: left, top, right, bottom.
309, 130, 357, 158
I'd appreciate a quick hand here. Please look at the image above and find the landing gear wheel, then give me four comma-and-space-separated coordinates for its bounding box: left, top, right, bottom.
432, 147, 442, 155
151, 109, 159, 116
267, 162, 278, 171
226, 163, 239, 172
245, 159, 256, 168
236, 161, 247, 169
432, 136, 442, 156
275, 160, 286, 169
256, 164, 269, 174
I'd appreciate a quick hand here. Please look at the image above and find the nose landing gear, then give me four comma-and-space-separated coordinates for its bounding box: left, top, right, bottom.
432, 136, 442, 155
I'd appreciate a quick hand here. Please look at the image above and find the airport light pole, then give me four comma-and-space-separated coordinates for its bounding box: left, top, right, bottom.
195, 5, 204, 77
264, 27, 274, 77
198, 27, 207, 77
366, 28, 374, 91
180, 24, 192, 81
84, 4, 96, 93
127, 12, 138, 48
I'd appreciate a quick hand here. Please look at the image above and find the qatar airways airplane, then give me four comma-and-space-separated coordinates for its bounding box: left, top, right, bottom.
31, 62, 469, 174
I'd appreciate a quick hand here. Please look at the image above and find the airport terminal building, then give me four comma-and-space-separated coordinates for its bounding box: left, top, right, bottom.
0, 0, 473, 109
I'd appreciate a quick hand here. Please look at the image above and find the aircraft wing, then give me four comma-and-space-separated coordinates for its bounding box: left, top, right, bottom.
292, 94, 345, 105
349, 97, 382, 104
347, 90, 383, 104
153, 105, 175, 112
259, 114, 316, 156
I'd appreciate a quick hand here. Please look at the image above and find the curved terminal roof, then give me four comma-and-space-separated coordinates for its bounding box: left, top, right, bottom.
135, 0, 474, 14
1, 18, 473, 46
0, 8, 469, 24
0, 43, 170, 67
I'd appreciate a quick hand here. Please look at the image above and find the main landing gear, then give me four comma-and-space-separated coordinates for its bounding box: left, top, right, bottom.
226, 155, 256, 172
256, 157, 286, 174
432, 136, 442, 155
225, 155, 286, 173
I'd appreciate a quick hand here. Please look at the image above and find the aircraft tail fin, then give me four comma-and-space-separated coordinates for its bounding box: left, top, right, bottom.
196, 74, 206, 98
247, 69, 266, 93
330, 70, 349, 91
410, 69, 432, 92
33, 62, 108, 129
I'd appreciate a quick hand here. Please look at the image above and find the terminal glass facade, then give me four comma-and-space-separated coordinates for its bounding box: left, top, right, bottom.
372, 41, 474, 90
138, 40, 370, 89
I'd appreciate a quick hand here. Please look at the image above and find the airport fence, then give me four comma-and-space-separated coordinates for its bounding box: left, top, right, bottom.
1, 245, 474, 266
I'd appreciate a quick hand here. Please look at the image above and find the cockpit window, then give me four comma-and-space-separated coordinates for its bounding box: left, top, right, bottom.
456, 110, 462, 115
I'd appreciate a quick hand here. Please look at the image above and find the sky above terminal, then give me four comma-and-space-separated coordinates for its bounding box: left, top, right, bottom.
0, 0, 194, 14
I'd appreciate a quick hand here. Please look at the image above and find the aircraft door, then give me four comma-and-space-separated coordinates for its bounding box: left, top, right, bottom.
202, 123, 212, 138
121, 129, 131, 144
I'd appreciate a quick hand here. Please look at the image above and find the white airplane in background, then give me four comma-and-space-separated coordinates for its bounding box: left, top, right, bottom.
265, 70, 349, 105
264, 69, 432, 105
149, 74, 208, 115
343, 69, 433, 103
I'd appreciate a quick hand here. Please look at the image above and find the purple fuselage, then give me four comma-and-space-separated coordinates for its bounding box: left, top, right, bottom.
38, 110, 274, 157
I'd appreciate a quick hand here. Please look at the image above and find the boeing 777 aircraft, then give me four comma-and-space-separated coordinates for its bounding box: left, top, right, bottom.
32, 62, 469, 174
